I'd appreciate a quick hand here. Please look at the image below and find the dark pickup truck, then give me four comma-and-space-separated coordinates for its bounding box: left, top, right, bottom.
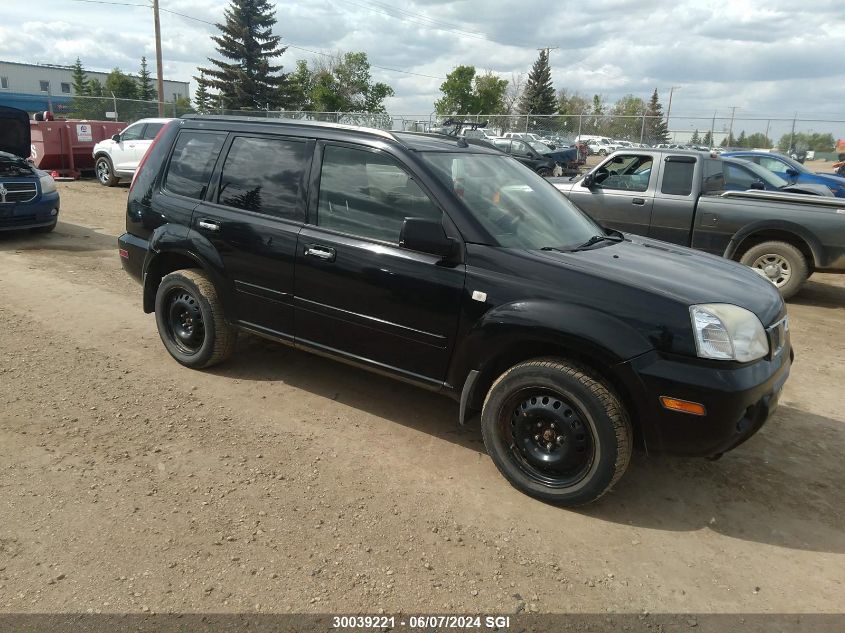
119, 118, 791, 506
552, 149, 845, 298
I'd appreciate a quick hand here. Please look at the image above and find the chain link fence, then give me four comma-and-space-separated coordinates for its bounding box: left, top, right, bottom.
53, 97, 844, 159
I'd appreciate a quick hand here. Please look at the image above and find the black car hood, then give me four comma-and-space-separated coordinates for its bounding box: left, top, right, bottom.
544, 148, 577, 161
0, 106, 31, 160
532, 234, 784, 325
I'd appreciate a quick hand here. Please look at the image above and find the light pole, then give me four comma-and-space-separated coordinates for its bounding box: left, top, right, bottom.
666, 85, 681, 131
153, 0, 165, 117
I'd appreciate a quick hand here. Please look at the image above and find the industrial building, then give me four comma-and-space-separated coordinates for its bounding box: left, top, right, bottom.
0, 60, 190, 113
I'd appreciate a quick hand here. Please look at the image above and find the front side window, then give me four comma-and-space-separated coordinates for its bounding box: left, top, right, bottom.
121, 124, 144, 142
317, 145, 441, 243
164, 131, 226, 199
217, 136, 308, 219
421, 152, 599, 250
141, 123, 164, 140
593, 154, 653, 192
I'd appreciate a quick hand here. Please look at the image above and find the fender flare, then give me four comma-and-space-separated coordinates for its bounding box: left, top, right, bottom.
142, 226, 231, 314
723, 219, 824, 266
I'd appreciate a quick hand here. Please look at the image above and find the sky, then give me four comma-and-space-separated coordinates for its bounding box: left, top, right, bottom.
2, 0, 844, 140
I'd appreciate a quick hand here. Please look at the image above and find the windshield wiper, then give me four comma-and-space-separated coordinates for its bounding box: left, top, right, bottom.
576, 232, 624, 249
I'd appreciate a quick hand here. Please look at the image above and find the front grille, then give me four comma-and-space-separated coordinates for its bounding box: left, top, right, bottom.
0, 181, 38, 204
0, 214, 37, 226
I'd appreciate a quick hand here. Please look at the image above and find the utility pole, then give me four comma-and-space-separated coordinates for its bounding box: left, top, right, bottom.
727, 106, 738, 147
153, 0, 165, 117
710, 109, 716, 148
789, 112, 797, 150
666, 85, 681, 131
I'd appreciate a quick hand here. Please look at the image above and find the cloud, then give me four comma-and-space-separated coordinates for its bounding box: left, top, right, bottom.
1, 0, 843, 137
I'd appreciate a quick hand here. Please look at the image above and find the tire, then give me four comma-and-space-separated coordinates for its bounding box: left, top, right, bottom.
598, 149, 608, 156
95, 156, 120, 187
154, 269, 237, 368
537, 167, 552, 177
480, 358, 632, 506
31, 221, 56, 233
739, 241, 808, 300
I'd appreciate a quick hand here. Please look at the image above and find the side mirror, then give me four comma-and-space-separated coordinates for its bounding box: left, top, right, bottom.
582, 173, 595, 188
400, 218, 458, 260
111, 133, 121, 142
750, 180, 765, 190
786, 168, 799, 177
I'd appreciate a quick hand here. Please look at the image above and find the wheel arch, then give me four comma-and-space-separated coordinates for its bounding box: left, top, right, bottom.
724, 220, 823, 270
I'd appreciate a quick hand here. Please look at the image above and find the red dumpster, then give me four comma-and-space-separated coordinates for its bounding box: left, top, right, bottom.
29, 119, 127, 178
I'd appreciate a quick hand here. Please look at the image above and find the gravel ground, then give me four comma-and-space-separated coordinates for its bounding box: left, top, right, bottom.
0, 180, 843, 616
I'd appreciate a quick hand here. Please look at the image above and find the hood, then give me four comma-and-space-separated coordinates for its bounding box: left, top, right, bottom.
0, 106, 31, 160
547, 176, 578, 193
530, 233, 784, 326
544, 148, 577, 161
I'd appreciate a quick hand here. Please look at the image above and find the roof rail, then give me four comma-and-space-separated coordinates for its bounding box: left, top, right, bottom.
180, 114, 397, 141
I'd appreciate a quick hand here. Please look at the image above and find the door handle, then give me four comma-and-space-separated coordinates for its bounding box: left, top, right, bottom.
304, 245, 336, 261
197, 219, 221, 232
632, 198, 645, 206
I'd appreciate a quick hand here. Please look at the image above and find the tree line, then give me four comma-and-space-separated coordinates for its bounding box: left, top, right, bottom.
193, 0, 393, 114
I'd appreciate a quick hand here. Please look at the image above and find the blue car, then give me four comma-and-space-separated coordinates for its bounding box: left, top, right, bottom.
0, 105, 60, 232
723, 150, 845, 198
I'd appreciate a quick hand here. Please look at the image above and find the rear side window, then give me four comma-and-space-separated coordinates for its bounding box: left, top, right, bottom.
317, 145, 441, 243
661, 159, 695, 196
217, 136, 308, 219
142, 123, 164, 140
164, 131, 226, 199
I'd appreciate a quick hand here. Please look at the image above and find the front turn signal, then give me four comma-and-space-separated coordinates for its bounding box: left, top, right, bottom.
660, 396, 707, 416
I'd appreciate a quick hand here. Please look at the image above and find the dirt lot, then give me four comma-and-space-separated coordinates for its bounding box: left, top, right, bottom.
0, 180, 843, 616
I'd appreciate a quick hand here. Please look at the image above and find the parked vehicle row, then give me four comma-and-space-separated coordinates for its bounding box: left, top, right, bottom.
117, 117, 792, 506
550, 149, 845, 298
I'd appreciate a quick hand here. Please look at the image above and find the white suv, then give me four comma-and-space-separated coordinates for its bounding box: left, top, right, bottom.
92, 118, 172, 186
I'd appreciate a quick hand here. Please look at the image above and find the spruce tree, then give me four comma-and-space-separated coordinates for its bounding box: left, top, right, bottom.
690, 129, 701, 145
138, 56, 157, 102
736, 130, 747, 147
199, 0, 288, 110
194, 72, 212, 113
644, 89, 669, 145
702, 130, 713, 147
518, 50, 556, 116
71, 58, 89, 96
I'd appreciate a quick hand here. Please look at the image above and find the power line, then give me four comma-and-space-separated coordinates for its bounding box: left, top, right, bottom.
67, 0, 445, 80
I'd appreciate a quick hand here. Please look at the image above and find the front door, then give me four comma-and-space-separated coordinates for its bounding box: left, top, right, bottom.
113, 122, 146, 172
294, 142, 465, 385
567, 153, 656, 236
189, 132, 314, 339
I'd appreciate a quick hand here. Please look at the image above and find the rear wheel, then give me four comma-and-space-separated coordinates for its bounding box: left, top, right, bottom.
154, 269, 237, 368
481, 359, 632, 506
740, 240, 808, 300
95, 156, 120, 187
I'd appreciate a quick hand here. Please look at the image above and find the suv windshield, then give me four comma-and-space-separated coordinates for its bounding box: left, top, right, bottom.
421, 152, 601, 249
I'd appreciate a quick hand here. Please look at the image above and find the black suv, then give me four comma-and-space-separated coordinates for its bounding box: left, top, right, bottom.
119, 116, 792, 505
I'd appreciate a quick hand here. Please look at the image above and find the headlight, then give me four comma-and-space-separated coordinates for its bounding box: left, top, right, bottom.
689, 303, 769, 362
38, 171, 57, 195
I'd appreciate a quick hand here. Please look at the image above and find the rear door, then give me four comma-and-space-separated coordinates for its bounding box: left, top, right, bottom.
294, 141, 465, 385
567, 153, 656, 236
648, 155, 699, 245
188, 132, 313, 339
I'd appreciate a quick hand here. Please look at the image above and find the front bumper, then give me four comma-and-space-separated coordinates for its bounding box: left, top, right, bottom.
0, 191, 60, 231
618, 342, 792, 456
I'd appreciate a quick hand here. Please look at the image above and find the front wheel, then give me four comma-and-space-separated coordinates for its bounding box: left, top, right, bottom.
95, 156, 120, 187
598, 149, 608, 156
537, 167, 552, 177
740, 241, 808, 300
154, 269, 237, 368
481, 359, 632, 506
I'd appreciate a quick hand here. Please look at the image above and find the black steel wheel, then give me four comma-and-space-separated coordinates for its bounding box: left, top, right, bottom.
481, 359, 632, 505
154, 269, 237, 368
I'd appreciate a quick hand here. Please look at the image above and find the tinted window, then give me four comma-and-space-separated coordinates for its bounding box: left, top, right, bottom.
217, 136, 307, 219
594, 154, 653, 192
702, 159, 725, 193
165, 131, 226, 199
121, 124, 144, 142
317, 145, 440, 243
141, 123, 165, 140
723, 163, 759, 189
661, 159, 695, 196
511, 141, 532, 155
